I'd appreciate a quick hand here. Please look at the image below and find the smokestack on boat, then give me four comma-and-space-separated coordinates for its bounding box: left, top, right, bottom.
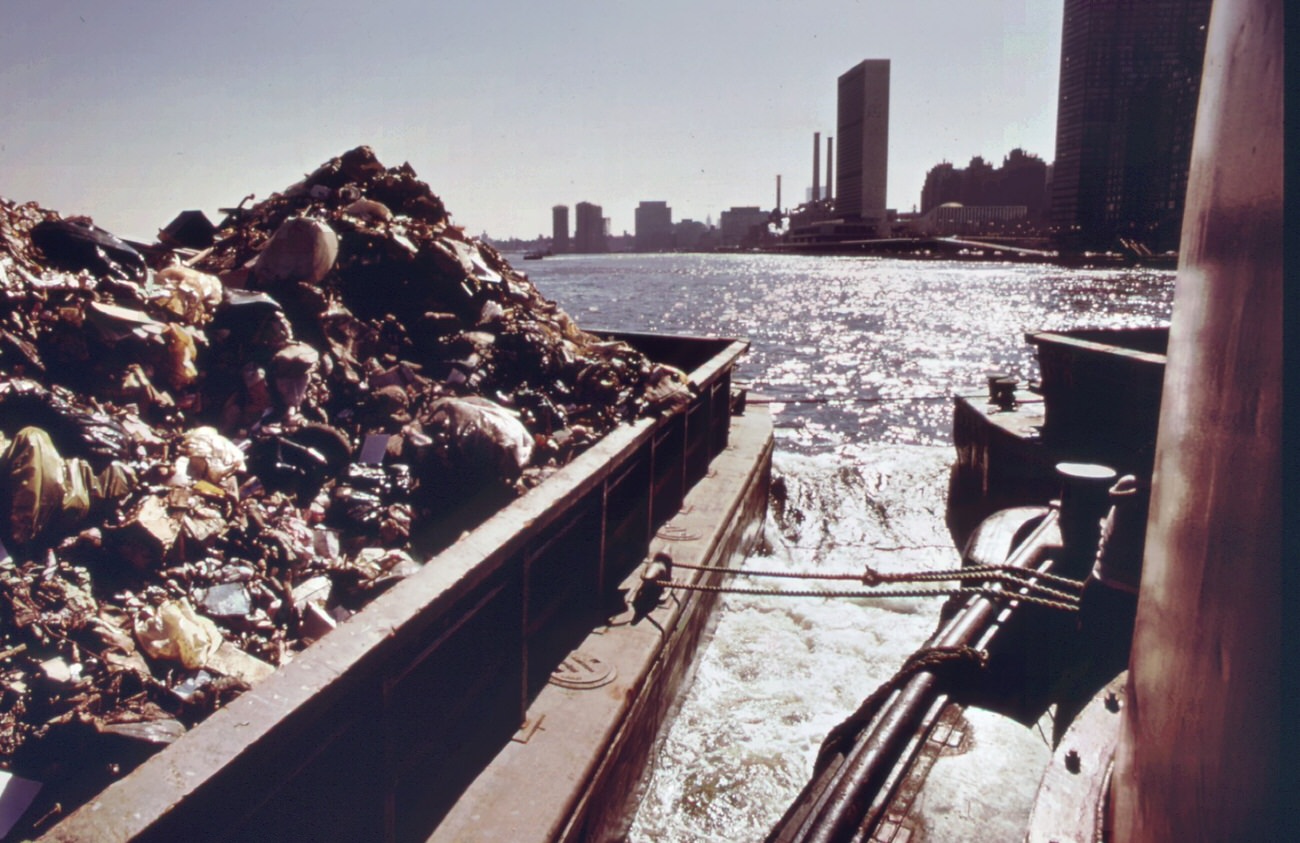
1110, 0, 1281, 839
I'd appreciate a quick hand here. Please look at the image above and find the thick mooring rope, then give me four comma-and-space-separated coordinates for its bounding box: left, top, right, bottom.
671, 561, 865, 581
668, 560, 1084, 606
649, 579, 1080, 613
865, 562, 1085, 592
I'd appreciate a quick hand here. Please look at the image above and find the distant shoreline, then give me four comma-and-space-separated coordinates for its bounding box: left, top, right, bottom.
502, 242, 1178, 270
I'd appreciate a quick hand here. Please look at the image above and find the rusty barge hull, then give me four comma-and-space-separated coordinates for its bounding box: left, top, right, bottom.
946, 327, 1166, 549
40, 331, 774, 843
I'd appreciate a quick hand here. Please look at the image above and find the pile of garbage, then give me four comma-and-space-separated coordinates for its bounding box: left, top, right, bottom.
0, 146, 690, 834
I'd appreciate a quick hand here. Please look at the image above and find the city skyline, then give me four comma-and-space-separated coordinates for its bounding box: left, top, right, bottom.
2, 2, 1064, 242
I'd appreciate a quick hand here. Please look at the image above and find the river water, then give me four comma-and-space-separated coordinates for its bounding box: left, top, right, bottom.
519, 252, 1173, 842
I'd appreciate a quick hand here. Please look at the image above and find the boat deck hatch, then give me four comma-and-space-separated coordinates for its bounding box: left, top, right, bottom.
549, 651, 617, 690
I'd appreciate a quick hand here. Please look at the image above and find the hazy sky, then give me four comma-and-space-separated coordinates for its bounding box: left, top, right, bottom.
2, 1, 1063, 241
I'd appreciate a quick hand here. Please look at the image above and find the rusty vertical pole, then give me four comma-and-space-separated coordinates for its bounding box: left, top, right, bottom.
1110, 0, 1281, 840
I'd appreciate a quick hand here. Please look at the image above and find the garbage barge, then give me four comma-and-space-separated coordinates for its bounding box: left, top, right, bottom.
41, 329, 772, 843
0, 148, 773, 841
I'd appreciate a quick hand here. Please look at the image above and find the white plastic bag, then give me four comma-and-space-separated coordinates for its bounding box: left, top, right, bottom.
179, 426, 246, 483
133, 599, 223, 669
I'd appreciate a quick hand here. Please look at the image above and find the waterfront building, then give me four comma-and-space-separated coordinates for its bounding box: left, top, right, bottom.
958, 156, 995, 207
996, 149, 1049, 217
920, 163, 961, 213
921, 149, 1048, 222
551, 205, 569, 254
673, 219, 710, 251
573, 201, 608, 253
634, 201, 674, 252
1051, 0, 1212, 252
718, 206, 771, 248
912, 203, 1030, 237
835, 59, 890, 229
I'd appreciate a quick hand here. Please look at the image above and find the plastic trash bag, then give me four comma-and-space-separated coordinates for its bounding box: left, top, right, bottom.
421, 396, 534, 484
253, 217, 338, 286
133, 599, 223, 670
271, 342, 319, 413
643, 363, 694, 413
0, 382, 135, 464
0, 427, 134, 548
28, 218, 146, 280
148, 266, 224, 325
342, 198, 393, 224
161, 324, 199, 390
178, 427, 245, 483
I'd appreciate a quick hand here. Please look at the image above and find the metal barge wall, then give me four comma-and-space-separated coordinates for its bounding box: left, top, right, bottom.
39, 331, 771, 843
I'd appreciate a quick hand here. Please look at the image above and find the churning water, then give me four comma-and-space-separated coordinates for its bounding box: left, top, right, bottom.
522, 252, 1173, 841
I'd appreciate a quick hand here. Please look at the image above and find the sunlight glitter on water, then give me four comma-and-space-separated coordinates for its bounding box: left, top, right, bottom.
536, 255, 1166, 451
517, 253, 1173, 840
627, 444, 960, 841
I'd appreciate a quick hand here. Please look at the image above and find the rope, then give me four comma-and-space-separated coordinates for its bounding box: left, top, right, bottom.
671, 560, 1085, 603
673, 561, 863, 582
865, 569, 1081, 603
813, 645, 988, 773
649, 579, 1079, 613
874, 562, 1085, 592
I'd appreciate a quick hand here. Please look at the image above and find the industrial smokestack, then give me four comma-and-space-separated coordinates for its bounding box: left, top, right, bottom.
812, 132, 821, 202
826, 136, 834, 203
776, 174, 782, 213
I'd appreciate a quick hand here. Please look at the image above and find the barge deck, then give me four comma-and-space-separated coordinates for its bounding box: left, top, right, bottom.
430, 405, 771, 842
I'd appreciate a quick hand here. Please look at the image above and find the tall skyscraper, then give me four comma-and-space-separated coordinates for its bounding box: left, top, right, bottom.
551, 205, 569, 253
835, 59, 890, 223
1051, 0, 1212, 252
573, 202, 607, 253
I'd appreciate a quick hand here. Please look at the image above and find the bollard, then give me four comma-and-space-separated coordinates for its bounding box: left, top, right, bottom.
1054, 462, 1116, 578
1078, 474, 1149, 670
991, 377, 1018, 411
985, 371, 1017, 411
1090, 474, 1148, 595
